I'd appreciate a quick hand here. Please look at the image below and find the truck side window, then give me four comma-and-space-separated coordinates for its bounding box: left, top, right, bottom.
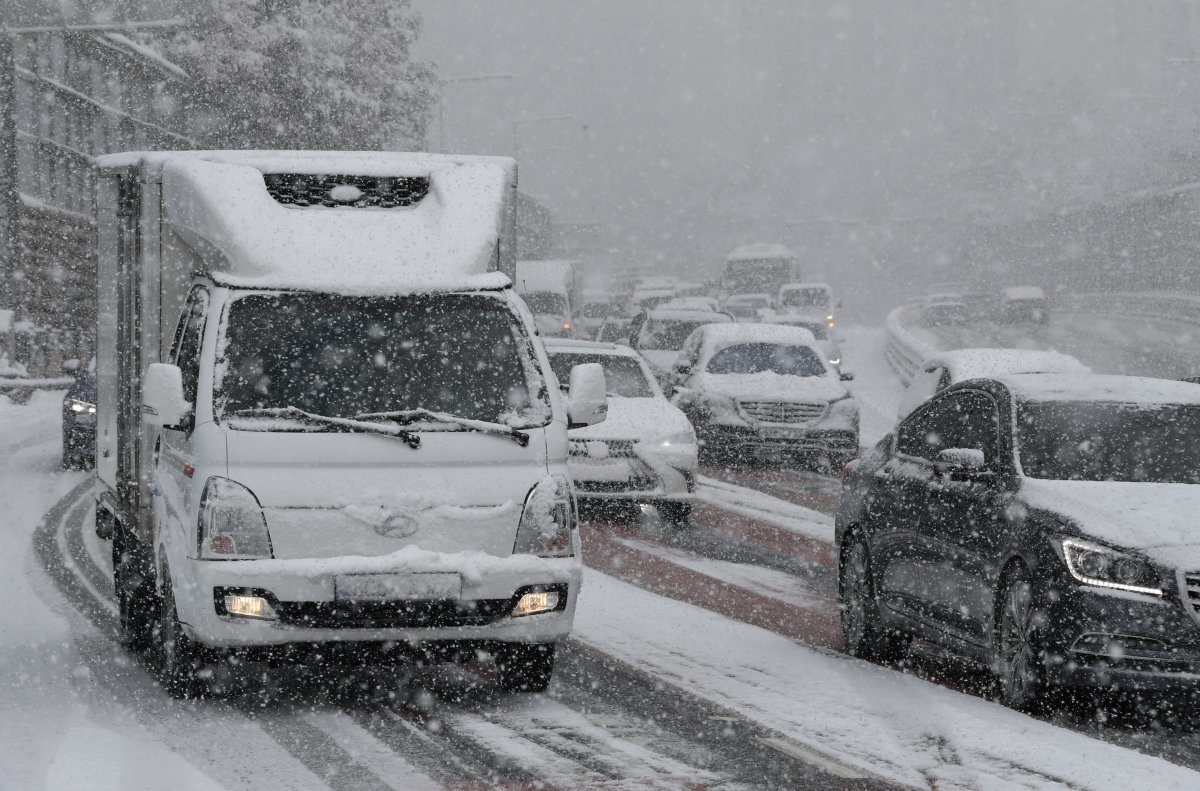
170, 287, 209, 410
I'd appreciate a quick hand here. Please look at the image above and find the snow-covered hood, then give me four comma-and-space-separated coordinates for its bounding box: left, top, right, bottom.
1019, 478, 1200, 554
692, 371, 847, 404
568, 395, 693, 443
640, 349, 680, 374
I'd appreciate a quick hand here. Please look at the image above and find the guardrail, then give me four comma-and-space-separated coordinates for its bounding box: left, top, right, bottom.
0, 376, 74, 403
885, 291, 1200, 390
884, 305, 938, 385
1059, 291, 1200, 328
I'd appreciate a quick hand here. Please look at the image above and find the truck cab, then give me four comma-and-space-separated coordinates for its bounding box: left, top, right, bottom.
94, 151, 606, 696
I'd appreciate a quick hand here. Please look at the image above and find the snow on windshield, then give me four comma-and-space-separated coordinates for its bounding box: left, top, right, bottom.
218, 292, 545, 426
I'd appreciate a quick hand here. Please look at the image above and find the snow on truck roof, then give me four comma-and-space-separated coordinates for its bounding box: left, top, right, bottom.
995, 373, 1200, 405
726, 243, 796, 262
1003, 285, 1046, 300
95, 150, 516, 294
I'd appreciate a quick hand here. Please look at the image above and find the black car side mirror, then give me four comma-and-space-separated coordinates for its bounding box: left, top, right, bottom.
935, 448, 994, 482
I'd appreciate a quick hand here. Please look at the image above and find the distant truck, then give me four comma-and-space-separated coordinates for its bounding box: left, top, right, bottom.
93, 151, 608, 697
515, 259, 580, 338
721, 244, 800, 297
1000, 285, 1049, 324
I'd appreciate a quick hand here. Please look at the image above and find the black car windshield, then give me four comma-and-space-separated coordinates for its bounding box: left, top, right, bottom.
547, 352, 654, 398
640, 319, 709, 351
1018, 401, 1200, 483
522, 291, 567, 315
706, 343, 827, 376
218, 293, 544, 427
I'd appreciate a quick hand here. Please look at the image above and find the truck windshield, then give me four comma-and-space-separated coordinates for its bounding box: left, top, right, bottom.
217, 293, 545, 428
523, 291, 567, 315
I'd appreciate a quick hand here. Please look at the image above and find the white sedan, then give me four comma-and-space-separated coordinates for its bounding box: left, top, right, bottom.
544, 338, 698, 524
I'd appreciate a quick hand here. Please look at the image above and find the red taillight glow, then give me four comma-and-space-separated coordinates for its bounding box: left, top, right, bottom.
182, 463, 196, 478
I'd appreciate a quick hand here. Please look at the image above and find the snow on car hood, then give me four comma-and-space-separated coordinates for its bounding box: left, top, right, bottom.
568, 395, 693, 443
1019, 478, 1200, 552
640, 349, 680, 373
692, 371, 847, 403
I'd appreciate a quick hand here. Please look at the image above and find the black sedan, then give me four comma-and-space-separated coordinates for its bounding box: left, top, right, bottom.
837, 372, 1200, 709
61, 358, 96, 469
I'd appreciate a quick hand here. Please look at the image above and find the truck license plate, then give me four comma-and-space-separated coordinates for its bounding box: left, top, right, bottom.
334, 573, 462, 601
761, 426, 801, 439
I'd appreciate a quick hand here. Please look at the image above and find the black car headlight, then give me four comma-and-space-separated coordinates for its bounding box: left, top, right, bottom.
1057, 537, 1163, 597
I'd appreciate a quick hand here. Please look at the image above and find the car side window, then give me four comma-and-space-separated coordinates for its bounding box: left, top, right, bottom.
170, 287, 210, 410
898, 390, 999, 464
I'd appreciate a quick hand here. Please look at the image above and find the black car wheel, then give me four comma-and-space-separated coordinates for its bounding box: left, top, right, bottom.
495, 642, 556, 693
995, 565, 1047, 711
840, 534, 910, 662
657, 500, 691, 526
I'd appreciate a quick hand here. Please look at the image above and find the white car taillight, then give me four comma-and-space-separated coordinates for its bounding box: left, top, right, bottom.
197, 477, 274, 560
513, 474, 576, 557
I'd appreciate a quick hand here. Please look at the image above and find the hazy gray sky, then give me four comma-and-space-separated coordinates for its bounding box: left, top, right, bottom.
413, 1, 1196, 289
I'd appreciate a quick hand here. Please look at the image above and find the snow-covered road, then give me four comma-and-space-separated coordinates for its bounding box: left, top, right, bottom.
6, 323, 1200, 789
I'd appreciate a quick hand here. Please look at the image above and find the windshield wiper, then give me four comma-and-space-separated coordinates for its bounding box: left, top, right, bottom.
354, 408, 531, 447
225, 406, 421, 449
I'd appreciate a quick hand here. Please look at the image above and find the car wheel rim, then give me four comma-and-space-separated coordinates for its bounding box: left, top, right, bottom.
843, 543, 869, 649
1000, 580, 1034, 700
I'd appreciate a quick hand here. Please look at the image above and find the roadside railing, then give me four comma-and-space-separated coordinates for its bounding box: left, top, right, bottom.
1059, 291, 1200, 328
884, 304, 938, 385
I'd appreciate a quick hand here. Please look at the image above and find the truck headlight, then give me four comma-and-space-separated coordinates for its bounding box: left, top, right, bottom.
198, 477, 274, 560
514, 474, 575, 557
1058, 537, 1162, 597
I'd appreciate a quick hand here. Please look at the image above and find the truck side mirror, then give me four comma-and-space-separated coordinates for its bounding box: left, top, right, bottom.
143, 363, 192, 428
567, 363, 607, 428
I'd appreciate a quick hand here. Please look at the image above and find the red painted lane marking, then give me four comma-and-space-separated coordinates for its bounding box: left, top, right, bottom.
581, 521, 842, 649
690, 502, 837, 569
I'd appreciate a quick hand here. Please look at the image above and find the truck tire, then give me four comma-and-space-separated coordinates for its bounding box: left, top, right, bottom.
159, 564, 208, 699
495, 642, 556, 693
112, 527, 156, 651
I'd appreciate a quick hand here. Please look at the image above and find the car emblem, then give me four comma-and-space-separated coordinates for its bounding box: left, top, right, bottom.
375, 513, 418, 538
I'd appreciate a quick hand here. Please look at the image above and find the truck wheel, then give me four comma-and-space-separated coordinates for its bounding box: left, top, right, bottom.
113, 529, 156, 651
159, 565, 208, 699
495, 642, 556, 693
657, 500, 692, 526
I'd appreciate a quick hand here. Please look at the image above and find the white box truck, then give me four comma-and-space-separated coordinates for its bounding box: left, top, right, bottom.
93, 151, 607, 697
514, 259, 579, 338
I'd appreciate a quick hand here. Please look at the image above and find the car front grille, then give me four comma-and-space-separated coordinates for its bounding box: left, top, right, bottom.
1183, 572, 1200, 622
738, 400, 826, 424
569, 439, 638, 458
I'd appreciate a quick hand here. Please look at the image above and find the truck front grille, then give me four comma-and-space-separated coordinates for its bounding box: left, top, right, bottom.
738, 400, 826, 424
263, 173, 429, 208
569, 439, 638, 458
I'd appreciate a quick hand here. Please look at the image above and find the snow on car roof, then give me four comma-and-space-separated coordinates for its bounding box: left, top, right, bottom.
647, 307, 735, 322
925, 348, 1090, 380
96, 150, 515, 295
541, 338, 638, 357
698, 321, 818, 347
996, 373, 1200, 405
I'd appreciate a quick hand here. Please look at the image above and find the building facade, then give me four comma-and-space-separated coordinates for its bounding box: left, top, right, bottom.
0, 28, 192, 374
